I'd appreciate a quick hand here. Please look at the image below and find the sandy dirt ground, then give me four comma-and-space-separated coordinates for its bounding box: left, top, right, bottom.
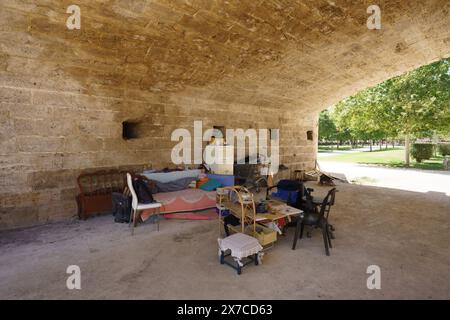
1, 182, 449, 299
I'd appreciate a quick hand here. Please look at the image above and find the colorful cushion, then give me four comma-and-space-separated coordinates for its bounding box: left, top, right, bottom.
196, 177, 209, 188
199, 179, 222, 191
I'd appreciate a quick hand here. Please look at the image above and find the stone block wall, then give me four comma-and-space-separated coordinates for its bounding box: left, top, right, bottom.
1, 0, 447, 229
0, 84, 317, 229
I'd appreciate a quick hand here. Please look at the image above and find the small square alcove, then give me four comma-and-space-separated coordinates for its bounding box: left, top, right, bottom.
306, 130, 313, 141
122, 121, 140, 140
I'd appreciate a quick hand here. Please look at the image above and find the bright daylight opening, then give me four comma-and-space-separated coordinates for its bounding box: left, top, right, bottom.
317, 58, 450, 195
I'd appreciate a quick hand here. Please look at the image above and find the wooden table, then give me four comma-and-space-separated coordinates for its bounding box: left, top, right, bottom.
255, 204, 303, 235
256, 203, 302, 221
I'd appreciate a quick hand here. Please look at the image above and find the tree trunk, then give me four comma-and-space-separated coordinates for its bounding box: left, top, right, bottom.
432, 132, 438, 157
370, 140, 373, 152
405, 135, 410, 167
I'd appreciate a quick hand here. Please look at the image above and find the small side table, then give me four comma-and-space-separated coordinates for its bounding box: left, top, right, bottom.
218, 233, 263, 275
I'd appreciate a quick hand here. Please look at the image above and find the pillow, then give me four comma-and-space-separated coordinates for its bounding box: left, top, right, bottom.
199, 179, 222, 191
196, 177, 209, 188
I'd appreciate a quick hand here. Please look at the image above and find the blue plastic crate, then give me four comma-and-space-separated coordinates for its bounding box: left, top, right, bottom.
216, 205, 230, 217
271, 188, 298, 203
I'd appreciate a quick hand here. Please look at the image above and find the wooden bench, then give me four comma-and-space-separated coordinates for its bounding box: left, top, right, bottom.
76, 170, 128, 220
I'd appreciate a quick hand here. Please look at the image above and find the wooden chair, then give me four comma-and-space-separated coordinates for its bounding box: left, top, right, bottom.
126, 173, 162, 235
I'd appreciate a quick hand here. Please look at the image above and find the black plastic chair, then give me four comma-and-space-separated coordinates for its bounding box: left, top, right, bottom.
292, 188, 335, 256
324, 188, 337, 238
310, 188, 337, 239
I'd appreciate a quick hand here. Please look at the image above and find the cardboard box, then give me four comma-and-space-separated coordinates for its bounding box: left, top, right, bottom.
254, 224, 277, 246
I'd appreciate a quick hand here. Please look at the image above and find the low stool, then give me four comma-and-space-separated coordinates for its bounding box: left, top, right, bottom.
218, 233, 263, 275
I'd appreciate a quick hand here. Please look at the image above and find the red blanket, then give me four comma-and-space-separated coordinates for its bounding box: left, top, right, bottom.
141, 188, 216, 221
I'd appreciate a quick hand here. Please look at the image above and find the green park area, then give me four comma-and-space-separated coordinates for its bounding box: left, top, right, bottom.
318, 57, 449, 170
318, 147, 445, 170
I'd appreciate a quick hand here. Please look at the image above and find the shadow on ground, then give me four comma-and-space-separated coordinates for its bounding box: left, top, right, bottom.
0, 183, 449, 299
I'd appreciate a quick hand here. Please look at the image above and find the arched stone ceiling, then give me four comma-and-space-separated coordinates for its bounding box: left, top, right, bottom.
1, 0, 449, 111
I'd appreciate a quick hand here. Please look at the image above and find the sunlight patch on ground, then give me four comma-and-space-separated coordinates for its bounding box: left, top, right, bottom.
318, 161, 450, 196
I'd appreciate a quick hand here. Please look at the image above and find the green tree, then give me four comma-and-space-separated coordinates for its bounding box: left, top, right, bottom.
332, 57, 450, 165
386, 59, 450, 164
318, 110, 337, 143
333, 90, 390, 151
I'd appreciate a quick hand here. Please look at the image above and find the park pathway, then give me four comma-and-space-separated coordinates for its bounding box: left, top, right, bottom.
318, 161, 450, 196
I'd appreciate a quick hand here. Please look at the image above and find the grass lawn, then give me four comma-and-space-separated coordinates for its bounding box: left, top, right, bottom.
319, 148, 445, 170
318, 145, 353, 152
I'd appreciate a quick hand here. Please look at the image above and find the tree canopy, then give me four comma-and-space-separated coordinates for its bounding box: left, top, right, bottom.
319, 57, 450, 143
318, 110, 337, 141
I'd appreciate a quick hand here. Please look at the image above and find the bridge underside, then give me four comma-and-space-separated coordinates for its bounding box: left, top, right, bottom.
0, 0, 449, 228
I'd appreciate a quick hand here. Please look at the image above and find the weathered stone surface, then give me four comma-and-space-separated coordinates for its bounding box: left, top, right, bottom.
0, 0, 448, 229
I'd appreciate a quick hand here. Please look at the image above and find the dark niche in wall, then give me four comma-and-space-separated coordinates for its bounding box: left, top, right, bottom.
122, 121, 140, 140
306, 130, 313, 141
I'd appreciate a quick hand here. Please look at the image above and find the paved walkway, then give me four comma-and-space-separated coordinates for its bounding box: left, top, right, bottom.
318, 161, 450, 196
318, 146, 401, 157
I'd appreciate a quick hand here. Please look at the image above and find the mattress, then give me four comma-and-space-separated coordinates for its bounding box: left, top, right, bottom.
141, 188, 216, 220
